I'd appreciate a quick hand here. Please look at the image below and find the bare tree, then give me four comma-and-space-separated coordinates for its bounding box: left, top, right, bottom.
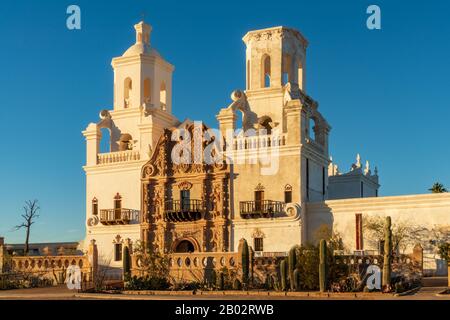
362, 215, 430, 253
14, 200, 40, 255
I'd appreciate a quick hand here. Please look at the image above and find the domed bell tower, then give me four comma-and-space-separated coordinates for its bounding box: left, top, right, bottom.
242, 26, 308, 130
111, 21, 174, 113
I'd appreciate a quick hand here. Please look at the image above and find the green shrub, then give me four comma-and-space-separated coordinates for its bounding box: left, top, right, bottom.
124, 275, 170, 291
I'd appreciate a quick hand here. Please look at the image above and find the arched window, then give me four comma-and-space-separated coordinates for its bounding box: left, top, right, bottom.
160, 82, 167, 110
308, 117, 316, 141
114, 193, 122, 210
99, 128, 111, 153
296, 57, 304, 90
144, 78, 151, 104
261, 55, 271, 88
113, 235, 123, 261
254, 184, 265, 211
124, 77, 132, 108
284, 185, 292, 203
254, 237, 263, 252
282, 54, 292, 85
92, 198, 98, 216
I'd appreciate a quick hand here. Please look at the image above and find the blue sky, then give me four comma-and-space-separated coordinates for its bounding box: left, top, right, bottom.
0, 0, 449, 244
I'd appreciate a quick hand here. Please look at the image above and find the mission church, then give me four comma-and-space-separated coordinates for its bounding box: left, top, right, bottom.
81, 21, 450, 276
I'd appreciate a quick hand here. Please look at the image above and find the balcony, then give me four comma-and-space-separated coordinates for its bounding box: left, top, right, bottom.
164, 200, 204, 222
97, 150, 141, 165
233, 134, 287, 151
99, 208, 137, 225
239, 200, 284, 219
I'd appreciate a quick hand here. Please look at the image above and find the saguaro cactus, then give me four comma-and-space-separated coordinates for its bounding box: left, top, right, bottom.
210, 270, 217, 289
233, 278, 242, 290
319, 239, 328, 292
218, 272, 225, 290
123, 245, 131, 278
288, 246, 297, 291
382, 216, 392, 290
280, 258, 288, 291
240, 239, 250, 285
293, 269, 300, 291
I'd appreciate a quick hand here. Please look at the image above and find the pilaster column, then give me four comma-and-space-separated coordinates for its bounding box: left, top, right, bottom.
216, 108, 237, 142
284, 100, 303, 146
82, 123, 101, 166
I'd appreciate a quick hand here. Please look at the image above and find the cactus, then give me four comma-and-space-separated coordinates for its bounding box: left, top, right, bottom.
272, 275, 280, 291
280, 258, 288, 291
319, 239, 328, 292
232, 278, 242, 290
217, 272, 224, 290
265, 275, 272, 290
241, 239, 249, 285
288, 246, 297, 291
123, 245, 131, 278
248, 246, 254, 283
293, 269, 300, 291
382, 216, 393, 290
210, 270, 217, 289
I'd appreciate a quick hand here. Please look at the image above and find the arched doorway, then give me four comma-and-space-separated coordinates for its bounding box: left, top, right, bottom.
175, 240, 195, 253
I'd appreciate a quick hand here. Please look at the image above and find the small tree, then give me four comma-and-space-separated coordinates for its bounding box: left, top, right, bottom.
429, 182, 448, 193
123, 246, 131, 279
363, 215, 428, 254
438, 243, 450, 261
14, 200, 40, 255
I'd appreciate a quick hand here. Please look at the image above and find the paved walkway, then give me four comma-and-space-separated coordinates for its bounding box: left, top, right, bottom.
0, 286, 448, 300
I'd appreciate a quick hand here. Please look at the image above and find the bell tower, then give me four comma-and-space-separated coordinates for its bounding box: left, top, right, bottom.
111, 21, 174, 113
243, 26, 308, 92
240, 27, 309, 134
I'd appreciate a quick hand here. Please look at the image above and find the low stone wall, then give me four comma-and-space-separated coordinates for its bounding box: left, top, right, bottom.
132, 251, 241, 282
9, 255, 93, 283
0, 240, 98, 286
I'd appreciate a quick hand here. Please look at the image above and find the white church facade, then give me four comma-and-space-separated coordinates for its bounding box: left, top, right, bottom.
81, 21, 450, 276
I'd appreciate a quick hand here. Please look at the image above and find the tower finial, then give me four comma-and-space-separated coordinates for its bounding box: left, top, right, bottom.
364, 160, 371, 175
140, 11, 147, 22
356, 153, 361, 168
134, 20, 152, 45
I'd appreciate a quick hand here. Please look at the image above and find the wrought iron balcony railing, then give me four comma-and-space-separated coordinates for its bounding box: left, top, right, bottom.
99, 208, 137, 225
239, 200, 284, 219
164, 200, 204, 222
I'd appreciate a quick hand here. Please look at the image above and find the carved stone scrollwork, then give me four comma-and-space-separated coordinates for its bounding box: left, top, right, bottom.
211, 182, 224, 218
255, 183, 265, 191
143, 164, 156, 178
285, 203, 301, 219
87, 216, 99, 227
214, 161, 227, 171
178, 181, 193, 191
174, 163, 190, 174
252, 228, 266, 239
153, 185, 165, 222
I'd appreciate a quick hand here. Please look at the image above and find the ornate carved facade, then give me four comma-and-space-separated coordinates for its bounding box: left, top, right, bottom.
141, 124, 231, 254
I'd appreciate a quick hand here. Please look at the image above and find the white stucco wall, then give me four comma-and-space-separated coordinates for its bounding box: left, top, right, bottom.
306, 193, 450, 275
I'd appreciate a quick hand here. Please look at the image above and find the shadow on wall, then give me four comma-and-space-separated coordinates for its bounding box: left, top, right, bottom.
306, 203, 335, 246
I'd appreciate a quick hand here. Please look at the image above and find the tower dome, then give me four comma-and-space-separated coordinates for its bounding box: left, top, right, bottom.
122, 21, 160, 57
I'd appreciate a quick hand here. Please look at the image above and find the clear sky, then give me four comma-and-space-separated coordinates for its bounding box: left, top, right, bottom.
0, 0, 449, 244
